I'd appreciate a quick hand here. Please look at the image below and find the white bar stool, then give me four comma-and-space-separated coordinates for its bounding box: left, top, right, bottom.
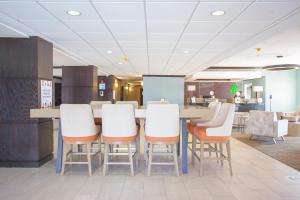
60, 104, 101, 176
102, 104, 139, 176
145, 104, 180, 176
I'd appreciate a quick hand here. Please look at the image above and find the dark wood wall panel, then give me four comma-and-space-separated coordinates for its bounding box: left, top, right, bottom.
185, 82, 236, 104
0, 36, 53, 167
0, 78, 38, 123
62, 65, 98, 104
62, 66, 97, 87
62, 86, 98, 104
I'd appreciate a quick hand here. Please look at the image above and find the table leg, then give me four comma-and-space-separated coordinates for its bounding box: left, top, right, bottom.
181, 118, 188, 174
55, 120, 63, 174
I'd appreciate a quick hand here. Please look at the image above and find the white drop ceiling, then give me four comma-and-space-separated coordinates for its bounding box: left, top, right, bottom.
216, 27, 300, 67
0, 0, 300, 76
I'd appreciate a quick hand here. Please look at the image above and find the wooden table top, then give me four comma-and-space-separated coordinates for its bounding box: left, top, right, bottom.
30, 106, 211, 119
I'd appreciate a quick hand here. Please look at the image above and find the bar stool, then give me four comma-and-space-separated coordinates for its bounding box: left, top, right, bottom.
116, 101, 138, 109
60, 104, 101, 176
145, 104, 180, 176
115, 101, 140, 153
90, 101, 112, 126
102, 104, 139, 176
191, 103, 235, 176
188, 102, 221, 164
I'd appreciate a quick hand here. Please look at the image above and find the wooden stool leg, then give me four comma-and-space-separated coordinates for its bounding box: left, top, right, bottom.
61, 142, 66, 176
87, 143, 92, 176
128, 142, 134, 176
219, 143, 224, 167
147, 143, 153, 176
103, 143, 109, 176
226, 141, 233, 176
98, 138, 102, 167
173, 144, 179, 176
214, 143, 219, 163
199, 141, 204, 176
191, 135, 196, 166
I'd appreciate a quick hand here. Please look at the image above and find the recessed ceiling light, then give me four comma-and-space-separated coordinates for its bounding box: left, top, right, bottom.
107, 50, 113, 54
183, 50, 189, 54
118, 62, 123, 65
66, 10, 81, 16
211, 10, 225, 16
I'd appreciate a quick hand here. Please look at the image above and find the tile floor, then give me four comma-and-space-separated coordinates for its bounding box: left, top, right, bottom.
1, 137, 300, 200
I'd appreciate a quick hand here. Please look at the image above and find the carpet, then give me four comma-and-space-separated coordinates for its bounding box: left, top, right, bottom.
233, 133, 300, 171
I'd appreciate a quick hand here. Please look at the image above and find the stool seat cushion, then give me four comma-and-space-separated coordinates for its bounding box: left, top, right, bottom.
194, 127, 229, 141
102, 135, 137, 142
63, 133, 100, 142
145, 136, 179, 143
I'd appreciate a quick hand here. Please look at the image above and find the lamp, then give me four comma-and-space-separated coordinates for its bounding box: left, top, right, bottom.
253, 86, 263, 103
187, 85, 196, 104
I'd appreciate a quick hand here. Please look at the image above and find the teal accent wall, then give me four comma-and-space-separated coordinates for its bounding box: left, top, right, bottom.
263, 70, 298, 112
143, 76, 184, 105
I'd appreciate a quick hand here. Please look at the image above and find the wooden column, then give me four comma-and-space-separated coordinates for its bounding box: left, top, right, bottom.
0, 36, 53, 167
62, 65, 98, 103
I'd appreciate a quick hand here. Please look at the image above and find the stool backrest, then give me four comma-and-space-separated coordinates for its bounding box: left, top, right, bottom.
90, 101, 112, 110
102, 104, 136, 138
145, 104, 179, 138
116, 101, 138, 109
60, 104, 98, 137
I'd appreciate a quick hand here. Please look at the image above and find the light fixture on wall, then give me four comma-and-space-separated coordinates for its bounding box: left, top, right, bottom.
114, 80, 118, 88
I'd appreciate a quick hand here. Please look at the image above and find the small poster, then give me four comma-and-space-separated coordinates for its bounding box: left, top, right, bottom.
41, 80, 52, 108
99, 83, 105, 90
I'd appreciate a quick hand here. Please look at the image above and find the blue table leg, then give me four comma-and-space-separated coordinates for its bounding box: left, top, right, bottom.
181, 118, 188, 174
55, 120, 63, 174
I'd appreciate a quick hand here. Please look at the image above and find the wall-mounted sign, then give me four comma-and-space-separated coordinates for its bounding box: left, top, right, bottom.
100, 91, 104, 97
99, 82, 106, 90
230, 84, 239, 95
41, 80, 52, 108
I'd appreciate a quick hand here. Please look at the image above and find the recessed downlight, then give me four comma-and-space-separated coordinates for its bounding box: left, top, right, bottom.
107, 50, 113, 54
66, 10, 81, 16
211, 10, 225, 16
118, 62, 123, 65
183, 50, 189, 54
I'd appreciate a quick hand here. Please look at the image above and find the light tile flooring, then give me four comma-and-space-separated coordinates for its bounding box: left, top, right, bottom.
1, 137, 300, 200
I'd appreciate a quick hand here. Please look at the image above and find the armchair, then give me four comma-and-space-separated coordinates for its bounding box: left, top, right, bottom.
246, 110, 288, 144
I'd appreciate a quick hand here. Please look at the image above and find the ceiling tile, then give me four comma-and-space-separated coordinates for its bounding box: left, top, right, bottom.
78, 32, 114, 42
64, 20, 107, 32
93, 2, 144, 21
146, 2, 197, 21
222, 21, 272, 34
237, 2, 300, 21
21, 20, 69, 33
186, 21, 228, 34
43, 31, 81, 42
148, 21, 186, 34
0, 2, 53, 21
0, 23, 26, 37
105, 20, 145, 33
40, 2, 99, 20
193, 2, 251, 21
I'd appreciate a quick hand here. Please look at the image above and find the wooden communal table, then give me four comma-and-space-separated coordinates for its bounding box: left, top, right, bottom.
30, 106, 211, 174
